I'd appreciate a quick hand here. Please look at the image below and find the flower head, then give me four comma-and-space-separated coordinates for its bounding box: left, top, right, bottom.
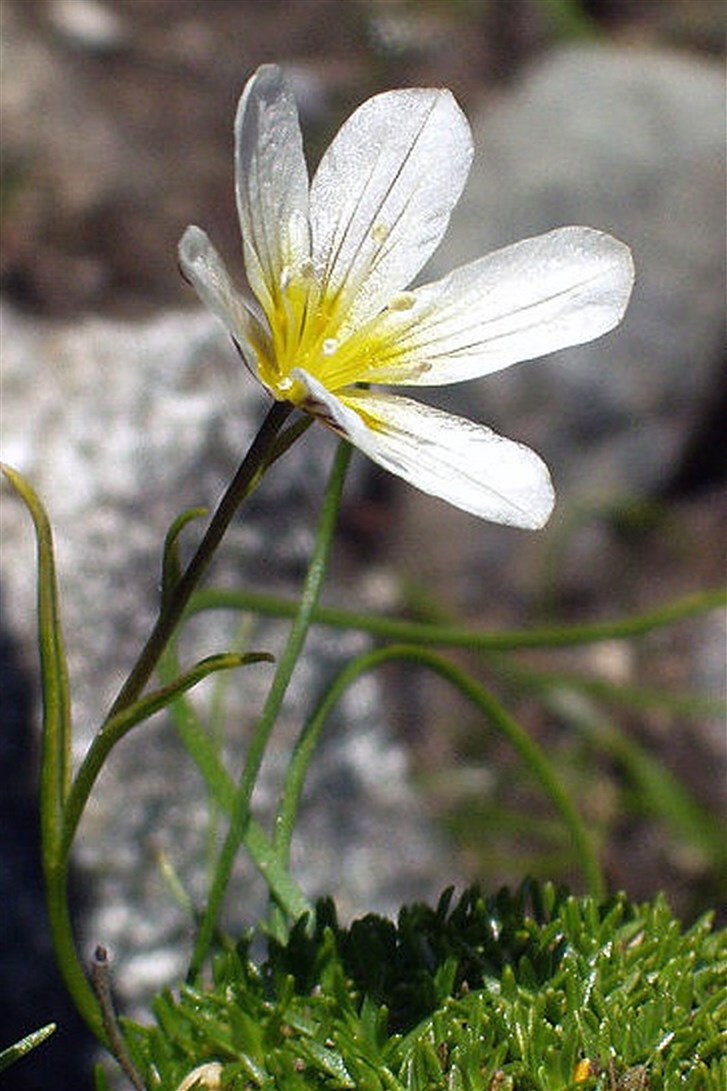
180, 64, 634, 528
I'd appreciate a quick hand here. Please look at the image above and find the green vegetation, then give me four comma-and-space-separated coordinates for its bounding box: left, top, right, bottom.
122, 883, 726, 1091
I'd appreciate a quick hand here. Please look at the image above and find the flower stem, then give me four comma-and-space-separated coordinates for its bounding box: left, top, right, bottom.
106, 400, 293, 720
52, 400, 294, 1044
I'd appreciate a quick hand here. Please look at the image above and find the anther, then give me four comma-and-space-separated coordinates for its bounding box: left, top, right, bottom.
371, 223, 389, 245
388, 292, 416, 312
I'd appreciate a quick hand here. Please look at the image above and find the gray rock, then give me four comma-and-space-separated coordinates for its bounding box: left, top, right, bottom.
0, 301, 448, 1021
428, 43, 724, 497
392, 43, 725, 607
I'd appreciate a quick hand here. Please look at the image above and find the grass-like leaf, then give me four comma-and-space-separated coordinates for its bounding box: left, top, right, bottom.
1, 463, 104, 1038
1, 464, 71, 841
63, 651, 274, 856
0, 1023, 56, 1073
161, 507, 208, 612
187, 586, 726, 653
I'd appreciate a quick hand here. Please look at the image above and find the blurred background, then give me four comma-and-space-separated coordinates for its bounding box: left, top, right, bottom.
1, 1, 725, 1087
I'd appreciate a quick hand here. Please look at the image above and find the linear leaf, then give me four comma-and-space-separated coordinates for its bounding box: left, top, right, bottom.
0, 1023, 56, 1073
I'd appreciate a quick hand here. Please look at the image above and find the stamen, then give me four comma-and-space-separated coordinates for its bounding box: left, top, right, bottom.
322, 338, 338, 356
388, 292, 416, 312
371, 222, 389, 245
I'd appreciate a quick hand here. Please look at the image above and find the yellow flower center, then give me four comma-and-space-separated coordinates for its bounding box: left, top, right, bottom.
254, 219, 415, 404
253, 260, 335, 402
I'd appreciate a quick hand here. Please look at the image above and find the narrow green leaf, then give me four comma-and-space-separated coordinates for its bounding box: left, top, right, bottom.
0, 1023, 56, 1072
1, 466, 104, 1039
1, 463, 71, 828
189, 440, 353, 976
63, 651, 273, 856
161, 507, 208, 612
158, 644, 312, 923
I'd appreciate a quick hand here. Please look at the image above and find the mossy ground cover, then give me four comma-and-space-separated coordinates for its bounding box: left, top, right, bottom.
119, 883, 726, 1090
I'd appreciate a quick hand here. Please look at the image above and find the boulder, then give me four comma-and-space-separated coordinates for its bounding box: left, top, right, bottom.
396, 44, 725, 607
0, 301, 448, 1019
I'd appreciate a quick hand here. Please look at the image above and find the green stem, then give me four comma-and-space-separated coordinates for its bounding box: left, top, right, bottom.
43, 842, 107, 1047
106, 400, 293, 720
186, 586, 726, 651
275, 644, 604, 898
240, 439, 352, 809
188, 441, 352, 977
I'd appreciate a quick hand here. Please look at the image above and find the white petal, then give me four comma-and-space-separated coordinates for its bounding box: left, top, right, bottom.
291, 371, 554, 528
309, 87, 472, 335
235, 65, 311, 315
355, 227, 635, 386
178, 225, 269, 370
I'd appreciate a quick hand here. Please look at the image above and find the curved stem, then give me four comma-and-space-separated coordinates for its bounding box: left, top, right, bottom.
274, 644, 604, 898
186, 586, 726, 652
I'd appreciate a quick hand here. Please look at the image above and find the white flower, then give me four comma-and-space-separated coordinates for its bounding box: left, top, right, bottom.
179, 64, 634, 528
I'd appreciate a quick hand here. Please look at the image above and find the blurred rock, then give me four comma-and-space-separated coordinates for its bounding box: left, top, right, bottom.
373, 45, 725, 926
48, 0, 128, 54
0, 301, 449, 1026
391, 43, 725, 609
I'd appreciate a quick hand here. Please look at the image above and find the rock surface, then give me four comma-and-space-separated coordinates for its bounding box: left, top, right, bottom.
396, 43, 725, 609
0, 302, 449, 1025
